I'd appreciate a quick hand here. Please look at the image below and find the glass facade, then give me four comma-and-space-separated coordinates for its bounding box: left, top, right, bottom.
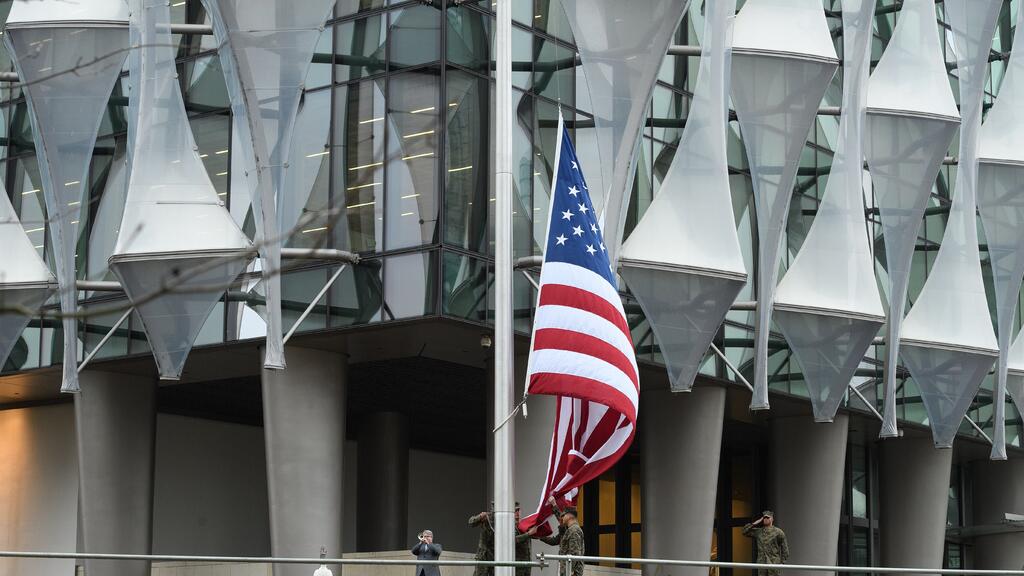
0, 0, 1020, 449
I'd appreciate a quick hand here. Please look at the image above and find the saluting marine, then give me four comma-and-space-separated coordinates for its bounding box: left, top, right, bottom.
742, 510, 790, 576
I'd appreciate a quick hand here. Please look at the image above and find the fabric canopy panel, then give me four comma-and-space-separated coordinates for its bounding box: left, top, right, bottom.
618, 0, 745, 392
900, 0, 1001, 451
202, 0, 336, 370
3, 0, 130, 393
976, 1, 1024, 460
863, 0, 960, 438
110, 0, 253, 380
773, 0, 882, 423
560, 0, 689, 267
0, 189, 54, 369
731, 0, 838, 410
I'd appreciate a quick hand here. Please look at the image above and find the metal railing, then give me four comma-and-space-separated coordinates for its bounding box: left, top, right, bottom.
543, 554, 1024, 575
0, 550, 543, 569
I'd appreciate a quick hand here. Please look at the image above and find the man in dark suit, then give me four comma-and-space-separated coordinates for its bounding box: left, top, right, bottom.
412, 529, 442, 576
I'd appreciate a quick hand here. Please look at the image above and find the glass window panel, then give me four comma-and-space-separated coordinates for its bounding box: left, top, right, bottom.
386, 70, 440, 250
533, 36, 574, 102
190, 115, 231, 200
81, 302, 128, 362
731, 456, 754, 518
181, 56, 230, 112
384, 251, 438, 320
308, 28, 334, 90
598, 472, 616, 524
442, 251, 487, 322
390, 5, 441, 71
128, 310, 151, 355
852, 444, 869, 518
12, 157, 48, 260
285, 89, 332, 249
731, 526, 753, 576
333, 81, 385, 252
336, 0, 386, 18
445, 70, 490, 253
194, 300, 225, 347
281, 268, 330, 335
447, 4, 491, 75
334, 14, 387, 83
329, 258, 383, 327
533, 0, 573, 43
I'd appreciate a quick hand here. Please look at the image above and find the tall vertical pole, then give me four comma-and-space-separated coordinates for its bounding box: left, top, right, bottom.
494, 0, 516, 575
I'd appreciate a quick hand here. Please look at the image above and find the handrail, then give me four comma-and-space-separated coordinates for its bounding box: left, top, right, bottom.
0, 550, 543, 568
542, 553, 1024, 575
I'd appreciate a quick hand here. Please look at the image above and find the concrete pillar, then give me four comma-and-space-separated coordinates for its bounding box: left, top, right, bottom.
75, 370, 157, 576
770, 414, 849, 576
262, 347, 346, 576
879, 436, 952, 572
357, 411, 410, 551
512, 352, 558, 576
970, 458, 1024, 570
641, 386, 727, 576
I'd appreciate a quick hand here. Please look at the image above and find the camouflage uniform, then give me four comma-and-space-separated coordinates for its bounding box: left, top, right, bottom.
515, 526, 534, 576
540, 507, 584, 576
742, 523, 789, 576
469, 512, 494, 576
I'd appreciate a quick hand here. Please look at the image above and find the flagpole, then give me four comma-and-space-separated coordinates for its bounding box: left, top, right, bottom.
493, 0, 516, 576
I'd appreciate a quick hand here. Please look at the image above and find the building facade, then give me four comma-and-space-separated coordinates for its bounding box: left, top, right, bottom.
0, 1, 1022, 576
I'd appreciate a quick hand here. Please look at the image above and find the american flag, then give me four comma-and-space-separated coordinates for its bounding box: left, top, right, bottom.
518, 114, 639, 537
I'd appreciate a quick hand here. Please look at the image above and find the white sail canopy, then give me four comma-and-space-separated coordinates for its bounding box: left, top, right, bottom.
618, 0, 745, 392
730, 0, 838, 410
974, 0, 1024, 460
899, 0, 1001, 450
863, 0, 961, 438
0, 188, 55, 370
3, 0, 130, 392
109, 0, 253, 380
560, 0, 690, 267
201, 0, 336, 370
773, 0, 883, 423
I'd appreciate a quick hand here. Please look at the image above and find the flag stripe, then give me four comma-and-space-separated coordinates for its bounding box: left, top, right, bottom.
529, 368, 638, 425
533, 328, 639, 388
532, 304, 638, 374
537, 261, 625, 313
539, 284, 632, 341
529, 349, 639, 411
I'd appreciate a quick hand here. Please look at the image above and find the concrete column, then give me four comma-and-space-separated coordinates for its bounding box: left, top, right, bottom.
262, 347, 346, 576
879, 436, 952, 572
641, 386, 727, 576
513, 352, 558, 576
970, 458, 1024, 570
357, 411, 410, 551
770, 414, 849, 576
75, 370, 157, 576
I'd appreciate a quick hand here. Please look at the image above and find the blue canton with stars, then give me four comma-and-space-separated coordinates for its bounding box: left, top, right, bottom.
544, 125, 617, 288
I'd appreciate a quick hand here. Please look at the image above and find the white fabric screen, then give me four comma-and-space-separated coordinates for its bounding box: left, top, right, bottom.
863, 0, 960, 438
4, 0, 129, 392
899, 0, 1001, 450
560, 0, 690, 267
618, 0, 745, 392
773, 0, 883, 423
201, 0, 336, 370
731, 0, 838, 410
110, 0, 253, 380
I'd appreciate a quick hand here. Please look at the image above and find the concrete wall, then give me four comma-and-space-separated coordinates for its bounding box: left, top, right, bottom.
153, 415, 486, 556
152, 414, 271, 556
0, 404, 78, 576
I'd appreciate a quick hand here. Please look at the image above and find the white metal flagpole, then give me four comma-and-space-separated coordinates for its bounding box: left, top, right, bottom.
494, 0, 516, 576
